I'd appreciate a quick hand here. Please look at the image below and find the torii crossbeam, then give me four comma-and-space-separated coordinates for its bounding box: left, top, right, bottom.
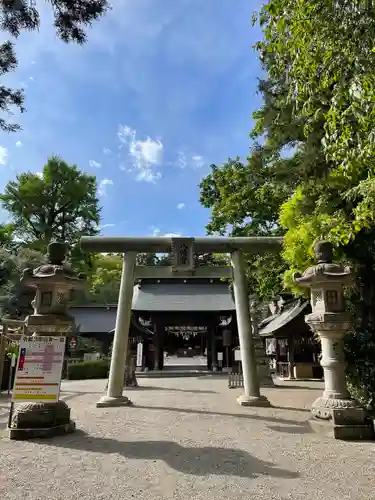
80, 235, 282, 408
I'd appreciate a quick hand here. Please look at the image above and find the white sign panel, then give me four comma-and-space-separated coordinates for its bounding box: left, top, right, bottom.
84, 352, 100, 362
217, 352, 223, 362
12, 336, 66, 403
136, 342, 143, 367
11, 354, 16, 367
234, 349, 242, 362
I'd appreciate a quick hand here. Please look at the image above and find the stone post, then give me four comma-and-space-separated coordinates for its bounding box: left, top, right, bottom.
9, 242, 85, 439
231, 250, 270, 407
294, 240, 374, 440
97, 252, 136, 407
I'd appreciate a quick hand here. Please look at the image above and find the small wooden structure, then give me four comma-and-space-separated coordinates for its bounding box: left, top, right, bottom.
258, 294, 322, 380
0, 319, 26, 392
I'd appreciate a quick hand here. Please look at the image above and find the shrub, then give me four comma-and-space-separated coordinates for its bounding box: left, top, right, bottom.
345, 329, 375, 411
67, 360, 109, 380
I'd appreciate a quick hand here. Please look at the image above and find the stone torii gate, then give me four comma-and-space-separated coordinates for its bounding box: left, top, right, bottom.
80, 235, 282, 408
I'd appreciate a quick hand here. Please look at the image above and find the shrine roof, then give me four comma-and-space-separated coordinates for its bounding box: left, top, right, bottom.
258, 298, 310, 337
69, 281, 235, 332
70, 305, 117, 333
132, 281, 235, 312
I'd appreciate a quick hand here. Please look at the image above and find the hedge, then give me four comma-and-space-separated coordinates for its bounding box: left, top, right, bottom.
67, 360, 109, 380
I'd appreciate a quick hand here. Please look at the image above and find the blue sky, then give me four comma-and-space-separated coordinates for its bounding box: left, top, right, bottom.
0, 0, 264, 238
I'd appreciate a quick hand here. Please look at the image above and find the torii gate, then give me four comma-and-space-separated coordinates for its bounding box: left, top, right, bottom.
80, 235, 282, 408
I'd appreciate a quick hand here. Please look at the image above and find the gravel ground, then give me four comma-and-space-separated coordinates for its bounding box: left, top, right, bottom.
0, 377, 374, 500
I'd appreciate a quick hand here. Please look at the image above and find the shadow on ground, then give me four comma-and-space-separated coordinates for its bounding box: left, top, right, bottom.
41, 431, 300, 480
132, 404, 311, 425
96, 403, 312, 435
128, 386, 217, 394
273, 384, 323, 391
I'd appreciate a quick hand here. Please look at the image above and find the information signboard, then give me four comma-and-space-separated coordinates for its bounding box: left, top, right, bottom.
12, 336, 66, 403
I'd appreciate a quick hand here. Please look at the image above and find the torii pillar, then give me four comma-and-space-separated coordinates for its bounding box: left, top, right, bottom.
80, 236, 282, 408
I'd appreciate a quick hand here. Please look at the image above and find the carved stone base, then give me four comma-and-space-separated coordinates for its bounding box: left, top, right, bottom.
9, 400, 76, 440
96, 395, 133, 408
9, 421, 76, 440
308, 407, 374, 441
311, 396, 359, 420
237, 393, 272, 407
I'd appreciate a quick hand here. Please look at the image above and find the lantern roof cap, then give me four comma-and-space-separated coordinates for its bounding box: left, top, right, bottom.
293, 240, 353, 288
20, 241, 85, 288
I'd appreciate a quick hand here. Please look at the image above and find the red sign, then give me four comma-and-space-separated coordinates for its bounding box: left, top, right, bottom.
18, 347, 26, 371
69, 337, 77, 348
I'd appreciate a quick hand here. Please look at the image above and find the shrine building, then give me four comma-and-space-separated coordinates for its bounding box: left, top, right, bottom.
70, 277, 238, 371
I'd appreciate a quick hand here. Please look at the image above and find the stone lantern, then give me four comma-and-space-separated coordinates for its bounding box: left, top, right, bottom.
294, 240, 373, 439
9, 241, 85, 439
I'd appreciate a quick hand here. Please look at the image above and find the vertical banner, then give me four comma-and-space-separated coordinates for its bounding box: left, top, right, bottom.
136, 342, 143, 368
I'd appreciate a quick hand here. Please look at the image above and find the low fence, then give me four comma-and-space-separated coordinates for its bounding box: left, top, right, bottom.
276, 362, 290, 378
228, 370, 244, 389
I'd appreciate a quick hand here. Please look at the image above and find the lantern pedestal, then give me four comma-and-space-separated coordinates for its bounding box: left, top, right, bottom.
9, 400, 76, 440
8, 242, 85, 441
294, 241, 374, 440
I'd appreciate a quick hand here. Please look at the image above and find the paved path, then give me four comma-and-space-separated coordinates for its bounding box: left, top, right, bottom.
0, 377, 374, 500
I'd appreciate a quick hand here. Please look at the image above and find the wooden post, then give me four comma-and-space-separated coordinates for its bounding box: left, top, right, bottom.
288, 335, 296, 379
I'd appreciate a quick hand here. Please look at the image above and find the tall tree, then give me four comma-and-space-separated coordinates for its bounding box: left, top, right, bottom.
199, 113, 302, 298
0, 246, 45, 317
0, 0, 110, 131
0, 156, 100, 257
236, 0, 375, 407
253, 1, 375, 321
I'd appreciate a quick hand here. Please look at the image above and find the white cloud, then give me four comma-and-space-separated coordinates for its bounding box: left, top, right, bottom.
150, 226, 182, 238
0, 146, 8, 165
176, 150, 204, 170
176, 151, 187, 169
99, 223, 116, 230
191, 154, 204, 169
177, 202, 185, 210
98, 178, 113, 196
15, 140, 22, 147
103, 148, 112, 155
89, 159, 101, 168
118, 125, 163, 183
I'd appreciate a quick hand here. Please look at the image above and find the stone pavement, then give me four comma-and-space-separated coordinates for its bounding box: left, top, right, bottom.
0, 377, 374, 500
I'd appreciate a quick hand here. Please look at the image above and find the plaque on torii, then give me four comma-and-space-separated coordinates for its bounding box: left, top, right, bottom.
136, 237, 231, 279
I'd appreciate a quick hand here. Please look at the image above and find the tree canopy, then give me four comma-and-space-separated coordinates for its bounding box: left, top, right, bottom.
199, 1, 375, 407
0, 156, 100, 247
0, 0, 110, 131
252, 1, 375, 323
